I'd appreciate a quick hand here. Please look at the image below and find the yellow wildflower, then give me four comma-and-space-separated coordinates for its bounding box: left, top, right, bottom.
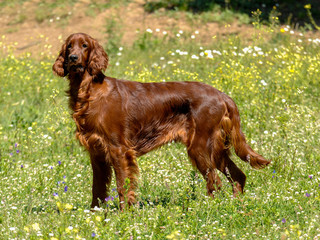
166, 230, 181, 239
304, 4, 311, 9
65, 203, 73, 210
56, 201, 63, 211
32, 223, 40, 231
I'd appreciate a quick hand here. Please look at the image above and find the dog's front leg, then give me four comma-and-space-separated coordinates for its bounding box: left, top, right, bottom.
90, 153, 112, 209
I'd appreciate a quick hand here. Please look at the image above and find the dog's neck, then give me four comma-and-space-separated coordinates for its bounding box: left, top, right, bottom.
67, 70, 92, 112
66, 70, 106, 111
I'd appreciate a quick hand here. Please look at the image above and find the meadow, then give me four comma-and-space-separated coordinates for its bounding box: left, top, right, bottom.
1, 24, 320, 239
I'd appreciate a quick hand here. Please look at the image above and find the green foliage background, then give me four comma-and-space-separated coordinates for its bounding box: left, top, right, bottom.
145, 0, 320, 26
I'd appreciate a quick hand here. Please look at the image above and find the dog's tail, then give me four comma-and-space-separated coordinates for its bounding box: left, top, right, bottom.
220, 94, 271, 169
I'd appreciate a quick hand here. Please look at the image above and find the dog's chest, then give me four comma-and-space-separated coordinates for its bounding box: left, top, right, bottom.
73, 103, 109, 151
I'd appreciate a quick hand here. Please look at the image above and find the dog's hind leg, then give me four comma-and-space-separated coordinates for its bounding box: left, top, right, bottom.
187, 137, 222, 198
210, 125, 246, 196
215, 151, 246, 196
111, 147, 139, 210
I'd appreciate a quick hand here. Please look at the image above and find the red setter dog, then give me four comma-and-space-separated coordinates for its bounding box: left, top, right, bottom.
53, 33, 270, 210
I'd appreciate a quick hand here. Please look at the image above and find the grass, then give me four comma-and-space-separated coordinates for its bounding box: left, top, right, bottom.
1, 24, 320, 239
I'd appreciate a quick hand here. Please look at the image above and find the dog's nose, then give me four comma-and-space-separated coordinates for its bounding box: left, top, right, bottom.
69, 54, 78, 62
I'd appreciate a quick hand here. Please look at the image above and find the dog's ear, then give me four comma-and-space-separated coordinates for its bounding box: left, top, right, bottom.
88, 38, 108, 77
52, 42, 68, 77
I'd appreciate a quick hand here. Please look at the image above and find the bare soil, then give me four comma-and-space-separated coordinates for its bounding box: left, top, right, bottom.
0, 0, 259, 57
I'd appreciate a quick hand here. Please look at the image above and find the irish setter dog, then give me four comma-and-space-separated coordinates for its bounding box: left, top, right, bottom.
53, 33, 270, 210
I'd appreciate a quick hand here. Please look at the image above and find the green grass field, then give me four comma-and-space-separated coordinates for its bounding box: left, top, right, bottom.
1, 24, 320, 239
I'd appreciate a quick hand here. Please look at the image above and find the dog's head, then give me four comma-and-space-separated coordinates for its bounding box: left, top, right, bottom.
52, 33, 108, 78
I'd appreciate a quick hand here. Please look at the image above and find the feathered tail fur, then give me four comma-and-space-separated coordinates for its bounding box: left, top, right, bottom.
220, 94, 271, 169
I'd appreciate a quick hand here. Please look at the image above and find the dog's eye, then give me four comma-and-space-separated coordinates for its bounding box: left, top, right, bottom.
82, 43, 88, 48
67, 43, 72, 49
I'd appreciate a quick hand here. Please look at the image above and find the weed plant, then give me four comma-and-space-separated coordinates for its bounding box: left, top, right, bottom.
0, 25, 320, 239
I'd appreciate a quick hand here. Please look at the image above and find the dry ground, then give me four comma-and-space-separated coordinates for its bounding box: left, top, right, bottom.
0, 0, 260, 57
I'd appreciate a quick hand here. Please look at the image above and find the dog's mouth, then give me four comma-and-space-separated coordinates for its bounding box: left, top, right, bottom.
68, 64, 85, 73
